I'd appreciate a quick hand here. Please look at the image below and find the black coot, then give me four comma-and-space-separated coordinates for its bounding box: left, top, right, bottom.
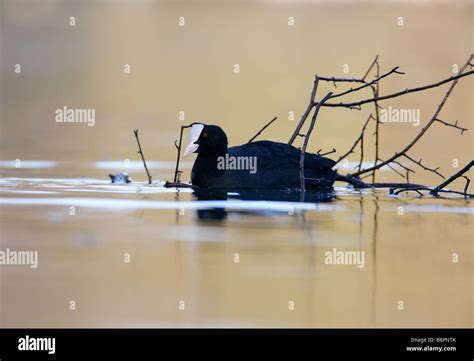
183, 124, 337, 190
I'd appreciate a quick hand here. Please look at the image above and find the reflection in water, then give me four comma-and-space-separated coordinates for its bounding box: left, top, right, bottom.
372, 197, 379, 327
193, 189, 228, 221
192, 188, 335, 221
191, 187, 337, 325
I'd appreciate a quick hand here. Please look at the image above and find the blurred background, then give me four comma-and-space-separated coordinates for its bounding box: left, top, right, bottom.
1, 0, 472, 183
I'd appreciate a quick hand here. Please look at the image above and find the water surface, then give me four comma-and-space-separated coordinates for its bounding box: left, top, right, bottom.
1, 174, 471, 327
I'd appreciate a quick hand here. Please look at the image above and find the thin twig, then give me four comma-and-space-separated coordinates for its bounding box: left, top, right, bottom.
357, 134, 364, 173
133, 129, 152, 185
391, 160, 415, 175
329, 66, 404, 101
289, 76, 319, 145
362, 55, 379, 81
248, 116, 278, 143
385, 162, 405, 178
318, 76, 365, 84
371, 58, 381, 183
434, 118, 468, 134
402, 154, 445, 179
334, 114, 372, 165
317, 148, 336, 157
173, 123, 195, 182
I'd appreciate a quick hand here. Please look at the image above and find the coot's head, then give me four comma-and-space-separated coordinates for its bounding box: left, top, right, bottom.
183, 123, 228, 157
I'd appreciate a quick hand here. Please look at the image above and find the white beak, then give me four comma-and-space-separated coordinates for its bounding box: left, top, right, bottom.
183, 123, 204, 157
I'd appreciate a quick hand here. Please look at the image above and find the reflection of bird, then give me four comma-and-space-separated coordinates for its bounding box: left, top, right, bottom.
183, 124, 336, 190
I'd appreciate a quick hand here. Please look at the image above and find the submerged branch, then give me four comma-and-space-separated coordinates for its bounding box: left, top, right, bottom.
430, 160, 473, 196
335, 174, 425, 189
164, 181, 195, 189
383, 161, 473, 198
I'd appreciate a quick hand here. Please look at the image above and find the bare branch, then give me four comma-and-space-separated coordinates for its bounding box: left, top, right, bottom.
329, 66, 404, 101
434, 118, 468, 134
391, 186, 473, 197
390, 160, 415, 174
391, 160, 415, 179
362, 55, 379, 81
322, 69, 474, 108
164, 181, 194, 189
318, 76, 365, 84
334, 114, 372, 165
299, 91, 333, 200
335, 173, 425, 189
350, 55, 474, 178
385, 162, 406, 179
389, 161, 473, 197
402, 154, 445, 179
317, 148, 336, 156
357, 134, 364, 173
371, 60, 381, 183
133, 129, 152, 185
288, 76, 319, 145
173, 123, 195, 183
248, 116, 278, 143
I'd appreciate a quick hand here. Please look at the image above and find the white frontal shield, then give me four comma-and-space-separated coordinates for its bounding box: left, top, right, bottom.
183, 123, 204, 157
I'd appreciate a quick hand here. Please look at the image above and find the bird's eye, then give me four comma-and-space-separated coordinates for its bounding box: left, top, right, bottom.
202, 132, 208, 138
